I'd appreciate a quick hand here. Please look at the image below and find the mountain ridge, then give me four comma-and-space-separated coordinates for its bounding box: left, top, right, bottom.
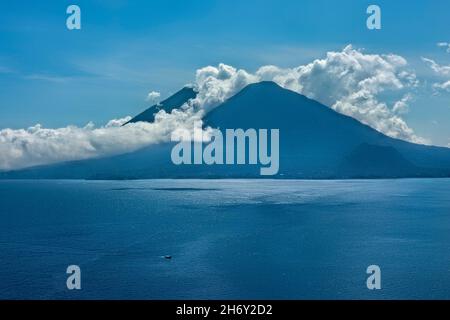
1, 81, 450, 179
124, 86, 197, 125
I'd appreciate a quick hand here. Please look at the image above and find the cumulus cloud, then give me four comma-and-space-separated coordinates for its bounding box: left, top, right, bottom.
190, 45, 423, 143
191, 64, 259, 112
392, 94, 412, 114
146, 91, 161, 104
0, 45, 428, 171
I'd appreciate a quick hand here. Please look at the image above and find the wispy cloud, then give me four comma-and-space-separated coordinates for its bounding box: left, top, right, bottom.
422, 57, 450, 76
437, 42, 450, 53
423, 46, 450, 94
0, 65, 14, 74
23, 74, 73, 83
0, 64, 77, 83
433, 80, 450, 92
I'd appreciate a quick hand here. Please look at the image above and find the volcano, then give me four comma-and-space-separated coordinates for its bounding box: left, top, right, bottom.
2, 81, 450, 179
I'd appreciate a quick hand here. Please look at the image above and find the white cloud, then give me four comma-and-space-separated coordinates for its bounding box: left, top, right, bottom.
433, 80, 450, 92
437, 42, 450, 53
0, 45, 429, 170
190, 45, 423, 143
0, 65, 13, 74
146, 91, 161, 103
422, 57, 450, 76
0, 111, 204, 171
191, 63, 259, 112
392, 94, 412, 114
24, 74, 72, 83
423, 55, 450, 94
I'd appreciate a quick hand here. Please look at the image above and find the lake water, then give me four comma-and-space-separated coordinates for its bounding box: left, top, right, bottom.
1, 179, 450, 300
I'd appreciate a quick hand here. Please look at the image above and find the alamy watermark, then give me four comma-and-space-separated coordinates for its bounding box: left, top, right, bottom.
367, 5, 381, 30
66, 5, 81, 30
170, 122, 279, 176
65, 4, 381, 31
366, 265, 381, 290
66, 265, 81, 290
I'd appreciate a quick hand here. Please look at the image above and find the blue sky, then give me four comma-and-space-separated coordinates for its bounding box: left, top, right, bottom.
1, 0, 450, 145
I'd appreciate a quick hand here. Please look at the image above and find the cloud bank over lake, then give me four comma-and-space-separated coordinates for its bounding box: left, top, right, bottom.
0, 46, 442, 171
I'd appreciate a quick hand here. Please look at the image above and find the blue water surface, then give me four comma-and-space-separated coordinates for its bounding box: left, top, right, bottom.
1, 179, 450, 299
